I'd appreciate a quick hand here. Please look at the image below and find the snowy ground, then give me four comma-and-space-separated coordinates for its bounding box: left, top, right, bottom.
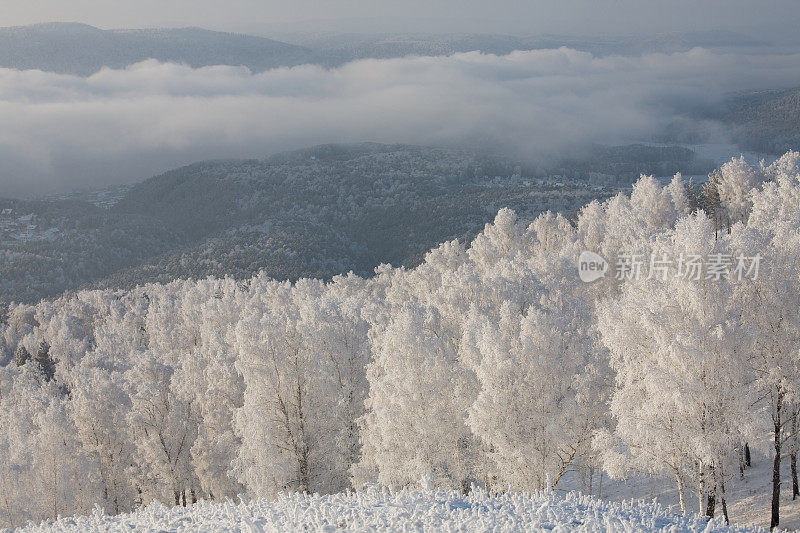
17, 488, 762, 532
559, 449, 800, 531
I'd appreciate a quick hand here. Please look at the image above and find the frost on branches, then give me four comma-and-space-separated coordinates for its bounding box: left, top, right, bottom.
0, 152, 799, 529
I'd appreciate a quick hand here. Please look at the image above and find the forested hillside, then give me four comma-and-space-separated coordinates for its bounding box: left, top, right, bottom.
1, 144, 611, 305
723, 86, 800, 154
0, 199, 184, 304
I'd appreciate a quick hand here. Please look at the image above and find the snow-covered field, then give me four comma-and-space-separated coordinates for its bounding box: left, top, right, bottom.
17, 488, 761, 532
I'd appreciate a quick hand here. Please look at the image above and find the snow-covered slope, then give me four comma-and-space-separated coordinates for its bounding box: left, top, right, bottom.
18, 488, 761, 532
557, 450, 800, 531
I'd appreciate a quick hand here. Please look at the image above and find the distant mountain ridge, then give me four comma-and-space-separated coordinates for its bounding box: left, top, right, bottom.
0, 22, 312, 75
0, 23, 771, 76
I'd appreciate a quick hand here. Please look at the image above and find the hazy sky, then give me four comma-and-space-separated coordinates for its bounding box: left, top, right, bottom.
1, 0, 799, 36
2, 1, 800, 197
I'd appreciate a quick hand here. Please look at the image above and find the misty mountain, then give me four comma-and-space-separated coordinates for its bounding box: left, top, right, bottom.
1, 143, 628, 304
102, 143, 610, 290
0, 22, 312, 76
292, 29, 769, 67
0, 23, 771, 77
721, 86, 800, 154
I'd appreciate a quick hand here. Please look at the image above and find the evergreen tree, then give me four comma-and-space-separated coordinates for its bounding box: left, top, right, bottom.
34, 341, 55, 382
685, 177, 703, 214
702, 169, 726, 237
15, 345, 31, 367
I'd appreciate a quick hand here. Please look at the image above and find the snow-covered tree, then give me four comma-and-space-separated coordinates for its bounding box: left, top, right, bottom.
126, 354, 199, 506
359, 301, 480, 490
731, 158, 800, 528
234, 276, 370, 496
297, 274, 373, 488
172, 278, 246, 501
463, 297, 604, 492
714, 156, 763, 228
0, 365, 97, 527
598, 212, 755, 518
69, 364, 135, 514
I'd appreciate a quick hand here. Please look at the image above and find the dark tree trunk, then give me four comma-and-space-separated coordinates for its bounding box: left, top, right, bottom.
721, 494, 729, 524
174, 490, 180, 507
698, 463, 705, 515
745, 443, 752, 468
792, 413, 799, 500
740, 446, 745, 478
295, 371, 310, 493
705, 489, 716, 519
705, 463, 716, 520
771, 398, 783, 530
720, 469, 729, 524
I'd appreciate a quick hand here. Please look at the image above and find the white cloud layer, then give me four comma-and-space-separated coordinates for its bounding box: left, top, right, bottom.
2, 47, 800, 197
